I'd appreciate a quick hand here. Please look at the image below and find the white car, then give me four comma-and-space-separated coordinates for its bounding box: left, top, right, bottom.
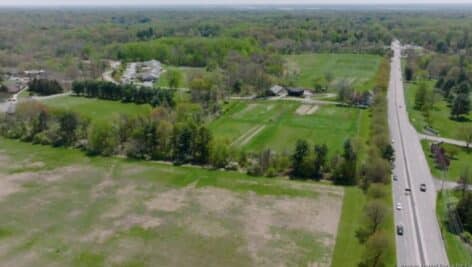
396, 202, 402, 210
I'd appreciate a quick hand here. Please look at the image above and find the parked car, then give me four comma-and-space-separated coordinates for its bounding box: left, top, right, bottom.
397, 224, 404, 235
392, 174, 398, 181
420, 183, 427, 192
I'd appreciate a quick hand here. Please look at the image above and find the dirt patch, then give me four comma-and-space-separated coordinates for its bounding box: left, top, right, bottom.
241, 189, 343, 267
115, 214, 162, 230
183, 216, 229, 238
306, 105, 319, 115
194, 187, 242, 213
0, 165, 85, 201
232, 125, 266, 147
102, 184, 140, 219
145, 182, 196, 212
296, 104, 319, 115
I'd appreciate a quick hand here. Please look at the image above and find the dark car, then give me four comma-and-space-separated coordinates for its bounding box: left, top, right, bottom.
405, 188, 411, 195
397, 225, 404, 235
420, 184, 427, 192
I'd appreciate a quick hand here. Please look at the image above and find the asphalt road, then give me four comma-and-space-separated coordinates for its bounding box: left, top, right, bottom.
419, 133, 469, 148
389, 40, 449, 266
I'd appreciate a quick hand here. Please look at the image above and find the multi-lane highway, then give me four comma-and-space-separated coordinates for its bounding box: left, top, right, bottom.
389, 40, 449, 266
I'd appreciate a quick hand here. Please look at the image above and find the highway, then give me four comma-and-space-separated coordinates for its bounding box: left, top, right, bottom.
389, 40, 449, 266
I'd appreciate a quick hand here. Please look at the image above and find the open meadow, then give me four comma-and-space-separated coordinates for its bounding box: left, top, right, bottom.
210, 100, 366, 154
0, 137, 344, 267
284, 53, 382, 91
40, 96, 152, 122
405, 81, 472, 140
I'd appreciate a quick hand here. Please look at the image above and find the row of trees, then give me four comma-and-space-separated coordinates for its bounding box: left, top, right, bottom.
1, 99, 374, 185
72, 80, 175, 107
0, 101, 214, 166
28, 79, 63, 96
117, 37, 259, 67
358, 58, 394, 267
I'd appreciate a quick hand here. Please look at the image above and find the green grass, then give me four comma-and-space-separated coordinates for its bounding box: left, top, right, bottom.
331, 187, 366, 267
284, 53, 382, 91
331, 185, 395, 267
0, 137, 343, 267
422, 140, 472, 182
40, 96, 152, 122
157, 65, 208, 89
209, 100, 365, 155
405, 81, 472, 140
436, 191, 472, 265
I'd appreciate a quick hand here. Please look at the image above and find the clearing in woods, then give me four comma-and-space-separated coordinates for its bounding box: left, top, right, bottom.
0, 138, 343, 267
284, 53, 382, 92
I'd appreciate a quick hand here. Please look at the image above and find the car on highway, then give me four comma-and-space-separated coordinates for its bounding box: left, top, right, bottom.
405, 188, 411, 195
420, 183, 427, 192
396, 224, 404, 235
392, 174, 397, 181
396, 202, 402, 210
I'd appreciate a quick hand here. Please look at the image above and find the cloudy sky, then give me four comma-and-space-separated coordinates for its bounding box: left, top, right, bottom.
0, 0, 472, 6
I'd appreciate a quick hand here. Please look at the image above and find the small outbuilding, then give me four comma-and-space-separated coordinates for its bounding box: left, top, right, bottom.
287, 87, 305, 97
267, 85, 287, 96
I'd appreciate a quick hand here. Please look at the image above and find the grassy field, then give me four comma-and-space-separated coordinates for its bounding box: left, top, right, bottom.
40, 96, 152, 122
210, 100, 365, 155
436, 191, 472, 265
0, 137, 344, 267
157, 65, 208, 89
422, 140, 472, 182
405, 81, 472, 140
331, 185, 395, 267
284, 53, 382, 91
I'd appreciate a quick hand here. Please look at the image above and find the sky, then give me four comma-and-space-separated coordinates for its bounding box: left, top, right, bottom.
1, 0, 472, 6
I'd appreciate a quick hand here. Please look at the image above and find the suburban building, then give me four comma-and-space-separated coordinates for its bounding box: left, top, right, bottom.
267, 85, 287, 96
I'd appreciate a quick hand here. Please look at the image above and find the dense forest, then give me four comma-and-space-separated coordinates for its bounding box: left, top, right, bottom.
2, 7, 472, 81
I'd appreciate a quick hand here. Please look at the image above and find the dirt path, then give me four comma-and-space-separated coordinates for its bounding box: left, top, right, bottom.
231, 124, 266, 147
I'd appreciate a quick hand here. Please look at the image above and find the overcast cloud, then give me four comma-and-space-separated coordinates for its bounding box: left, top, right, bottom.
1, 0, 472, 6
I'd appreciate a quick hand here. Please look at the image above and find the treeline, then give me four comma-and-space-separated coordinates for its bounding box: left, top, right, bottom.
28, 79, 63, 96
406, 50, 471, 120
116, 37, 259, 67
0, 102, 213, 165
72, 80, 175, 107
357, 57, 394, 267
1, 100, 359, 180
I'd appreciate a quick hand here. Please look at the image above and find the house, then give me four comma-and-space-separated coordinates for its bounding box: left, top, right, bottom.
24, 69, 46, 79
267, 85, 287, 96
287, 87, 305, 97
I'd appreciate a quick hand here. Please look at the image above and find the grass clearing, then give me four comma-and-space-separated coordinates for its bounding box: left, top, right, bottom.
436, 191, 472, 265
0, 137, 344, 267
40, 95, 152, 122
421, 140, 472, 182
331, 184, 395, 267
157, 65, 208, 89
210, 100, 364, 155
405, 81, 472, 140
284, 53, 382, 91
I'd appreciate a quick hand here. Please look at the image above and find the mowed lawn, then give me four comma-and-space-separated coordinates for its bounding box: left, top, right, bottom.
210, 100, 365, 154
422, 140, 472, 182
405, 81, 472, 140
0, 137, 344, 267
40, 96, 152, 121
437, 191, 472, 265
284, 53, 382, 91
